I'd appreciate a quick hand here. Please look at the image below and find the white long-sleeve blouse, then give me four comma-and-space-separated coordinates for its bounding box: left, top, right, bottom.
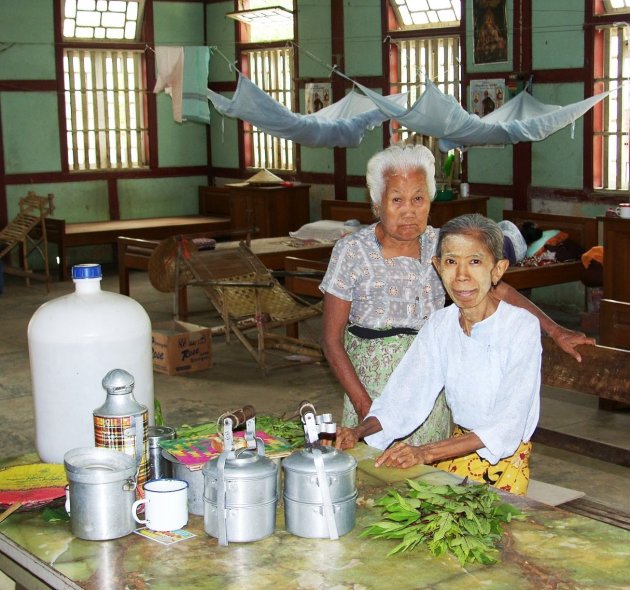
365, 301, 542, 464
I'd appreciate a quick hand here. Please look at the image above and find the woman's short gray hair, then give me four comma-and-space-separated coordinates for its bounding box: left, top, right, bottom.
436, 213, 505, 262
366, 144, 436, 206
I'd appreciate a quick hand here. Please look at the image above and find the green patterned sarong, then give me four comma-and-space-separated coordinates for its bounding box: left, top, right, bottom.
343, 329, 452, 446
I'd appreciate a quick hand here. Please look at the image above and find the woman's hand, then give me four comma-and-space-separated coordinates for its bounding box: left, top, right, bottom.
547, 324, 596, 363
334, 427, 360, 450
374, 442, 429, 469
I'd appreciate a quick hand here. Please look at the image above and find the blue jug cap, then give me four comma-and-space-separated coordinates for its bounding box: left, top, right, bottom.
72, 264, 102, 280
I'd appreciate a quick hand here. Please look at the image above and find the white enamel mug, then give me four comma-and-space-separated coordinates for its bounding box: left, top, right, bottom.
616, 203, 630, 219
132, 478, 189, 531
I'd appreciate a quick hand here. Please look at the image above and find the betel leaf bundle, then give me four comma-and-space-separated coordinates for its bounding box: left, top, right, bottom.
362, 479, 524, 565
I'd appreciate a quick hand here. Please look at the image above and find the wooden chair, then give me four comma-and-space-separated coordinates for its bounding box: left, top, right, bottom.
0, 192, 55, 289
149, 237, 323, 373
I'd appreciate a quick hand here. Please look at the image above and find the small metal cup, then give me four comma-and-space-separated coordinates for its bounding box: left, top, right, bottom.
147, 426, 176, 480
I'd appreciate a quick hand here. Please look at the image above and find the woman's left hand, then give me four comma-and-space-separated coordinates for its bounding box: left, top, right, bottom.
374, 442, 428, 469
548, 325, 596, 363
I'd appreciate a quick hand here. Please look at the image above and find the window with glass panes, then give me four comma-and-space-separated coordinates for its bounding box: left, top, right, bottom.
242, 47, 295, 171
388, 0, 462, 181
234, 0, 295, 171
62, 0, 148, 171
593, 8, 630, 191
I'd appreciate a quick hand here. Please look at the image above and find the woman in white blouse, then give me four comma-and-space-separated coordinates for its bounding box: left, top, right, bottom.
335, 213, 542, 495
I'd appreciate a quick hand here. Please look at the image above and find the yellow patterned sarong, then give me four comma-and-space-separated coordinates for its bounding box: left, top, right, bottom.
435, 427, 532, 495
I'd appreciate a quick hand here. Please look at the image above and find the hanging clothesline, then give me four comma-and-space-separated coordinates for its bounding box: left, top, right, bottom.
153, 44, 626, 152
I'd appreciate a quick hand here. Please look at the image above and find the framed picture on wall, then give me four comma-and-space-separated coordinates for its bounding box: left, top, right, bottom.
473, 0, 508, 65
305, 83, 331, 114
469, 79, 506, 117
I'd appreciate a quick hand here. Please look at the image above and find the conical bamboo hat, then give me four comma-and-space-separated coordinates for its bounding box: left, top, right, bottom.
245, 168, 283, 185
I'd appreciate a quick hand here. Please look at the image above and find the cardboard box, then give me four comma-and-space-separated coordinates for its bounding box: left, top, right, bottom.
152, 321, 212, 375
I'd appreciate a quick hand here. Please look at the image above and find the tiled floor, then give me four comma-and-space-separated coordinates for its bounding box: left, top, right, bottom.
0, 266, 629, 514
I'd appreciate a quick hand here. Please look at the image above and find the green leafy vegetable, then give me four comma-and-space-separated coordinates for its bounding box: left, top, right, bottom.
176, 415, 305, 448
154, 398, 164, 427
362, 479, 524, 565
42, 506, 71, 523
253, 416, 305, 448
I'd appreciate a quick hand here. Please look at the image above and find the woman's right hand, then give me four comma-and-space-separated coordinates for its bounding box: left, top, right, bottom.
335, 427, 360, 450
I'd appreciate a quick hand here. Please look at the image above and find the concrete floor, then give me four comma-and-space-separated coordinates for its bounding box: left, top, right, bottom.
1, 266, 629, 515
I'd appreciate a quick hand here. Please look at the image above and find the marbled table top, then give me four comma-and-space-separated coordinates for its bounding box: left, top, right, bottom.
1, 445, 629, 590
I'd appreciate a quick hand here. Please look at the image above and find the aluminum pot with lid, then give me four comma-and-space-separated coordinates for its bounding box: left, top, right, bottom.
203, 449, 277, 543
283, 446, 356, 503
64, 447, 137, 541
283, 446, 357, 539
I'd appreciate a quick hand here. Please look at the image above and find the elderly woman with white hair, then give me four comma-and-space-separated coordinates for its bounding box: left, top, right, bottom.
320, 143, 593, 446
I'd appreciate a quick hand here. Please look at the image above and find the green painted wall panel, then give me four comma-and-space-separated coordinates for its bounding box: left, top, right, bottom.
532, 0, 583, 70
297, 1, 332, 78
346, 127, 383, 176
154, 1, 205, 44
530, 283, 584, 314
152, 3, 207, 167
300, 147, 334, 173
1, 92, 61, 174
344, 0, 381, 77
118, 176, 207, 219
0, 0, 55, 79
6, 182, 109, 222
209, 98, 239, 168
486, 196, 506, 222
156, 95, 208, 167
531, 84, 584, 189
348, 186, 370, 203
207, 2, 236, 83
467, 146, 513, 185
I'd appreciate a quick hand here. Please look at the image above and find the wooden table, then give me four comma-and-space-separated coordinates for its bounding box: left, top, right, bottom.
1, 447, 629, 590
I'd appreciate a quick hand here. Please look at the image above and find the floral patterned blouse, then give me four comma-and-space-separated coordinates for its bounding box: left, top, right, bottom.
319, 223, 445, 330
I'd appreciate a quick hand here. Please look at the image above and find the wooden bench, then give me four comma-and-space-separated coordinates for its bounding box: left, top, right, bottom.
289, 205, 599, 295
535, 337, 630, 468
44, 215, 232, 281
500, 210, 598, 291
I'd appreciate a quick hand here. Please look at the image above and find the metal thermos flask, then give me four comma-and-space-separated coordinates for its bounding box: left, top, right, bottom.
147, 426, 176, 480
93, 369, 149, 494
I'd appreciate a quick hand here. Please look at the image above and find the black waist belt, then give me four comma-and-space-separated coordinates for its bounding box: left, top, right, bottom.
347, 325, 419, 339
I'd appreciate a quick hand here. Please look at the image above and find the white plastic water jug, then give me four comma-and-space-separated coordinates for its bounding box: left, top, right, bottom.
28, 264, 154, 464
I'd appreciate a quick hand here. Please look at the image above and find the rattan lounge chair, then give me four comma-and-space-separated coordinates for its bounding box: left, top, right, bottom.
149, 236, 323, 373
